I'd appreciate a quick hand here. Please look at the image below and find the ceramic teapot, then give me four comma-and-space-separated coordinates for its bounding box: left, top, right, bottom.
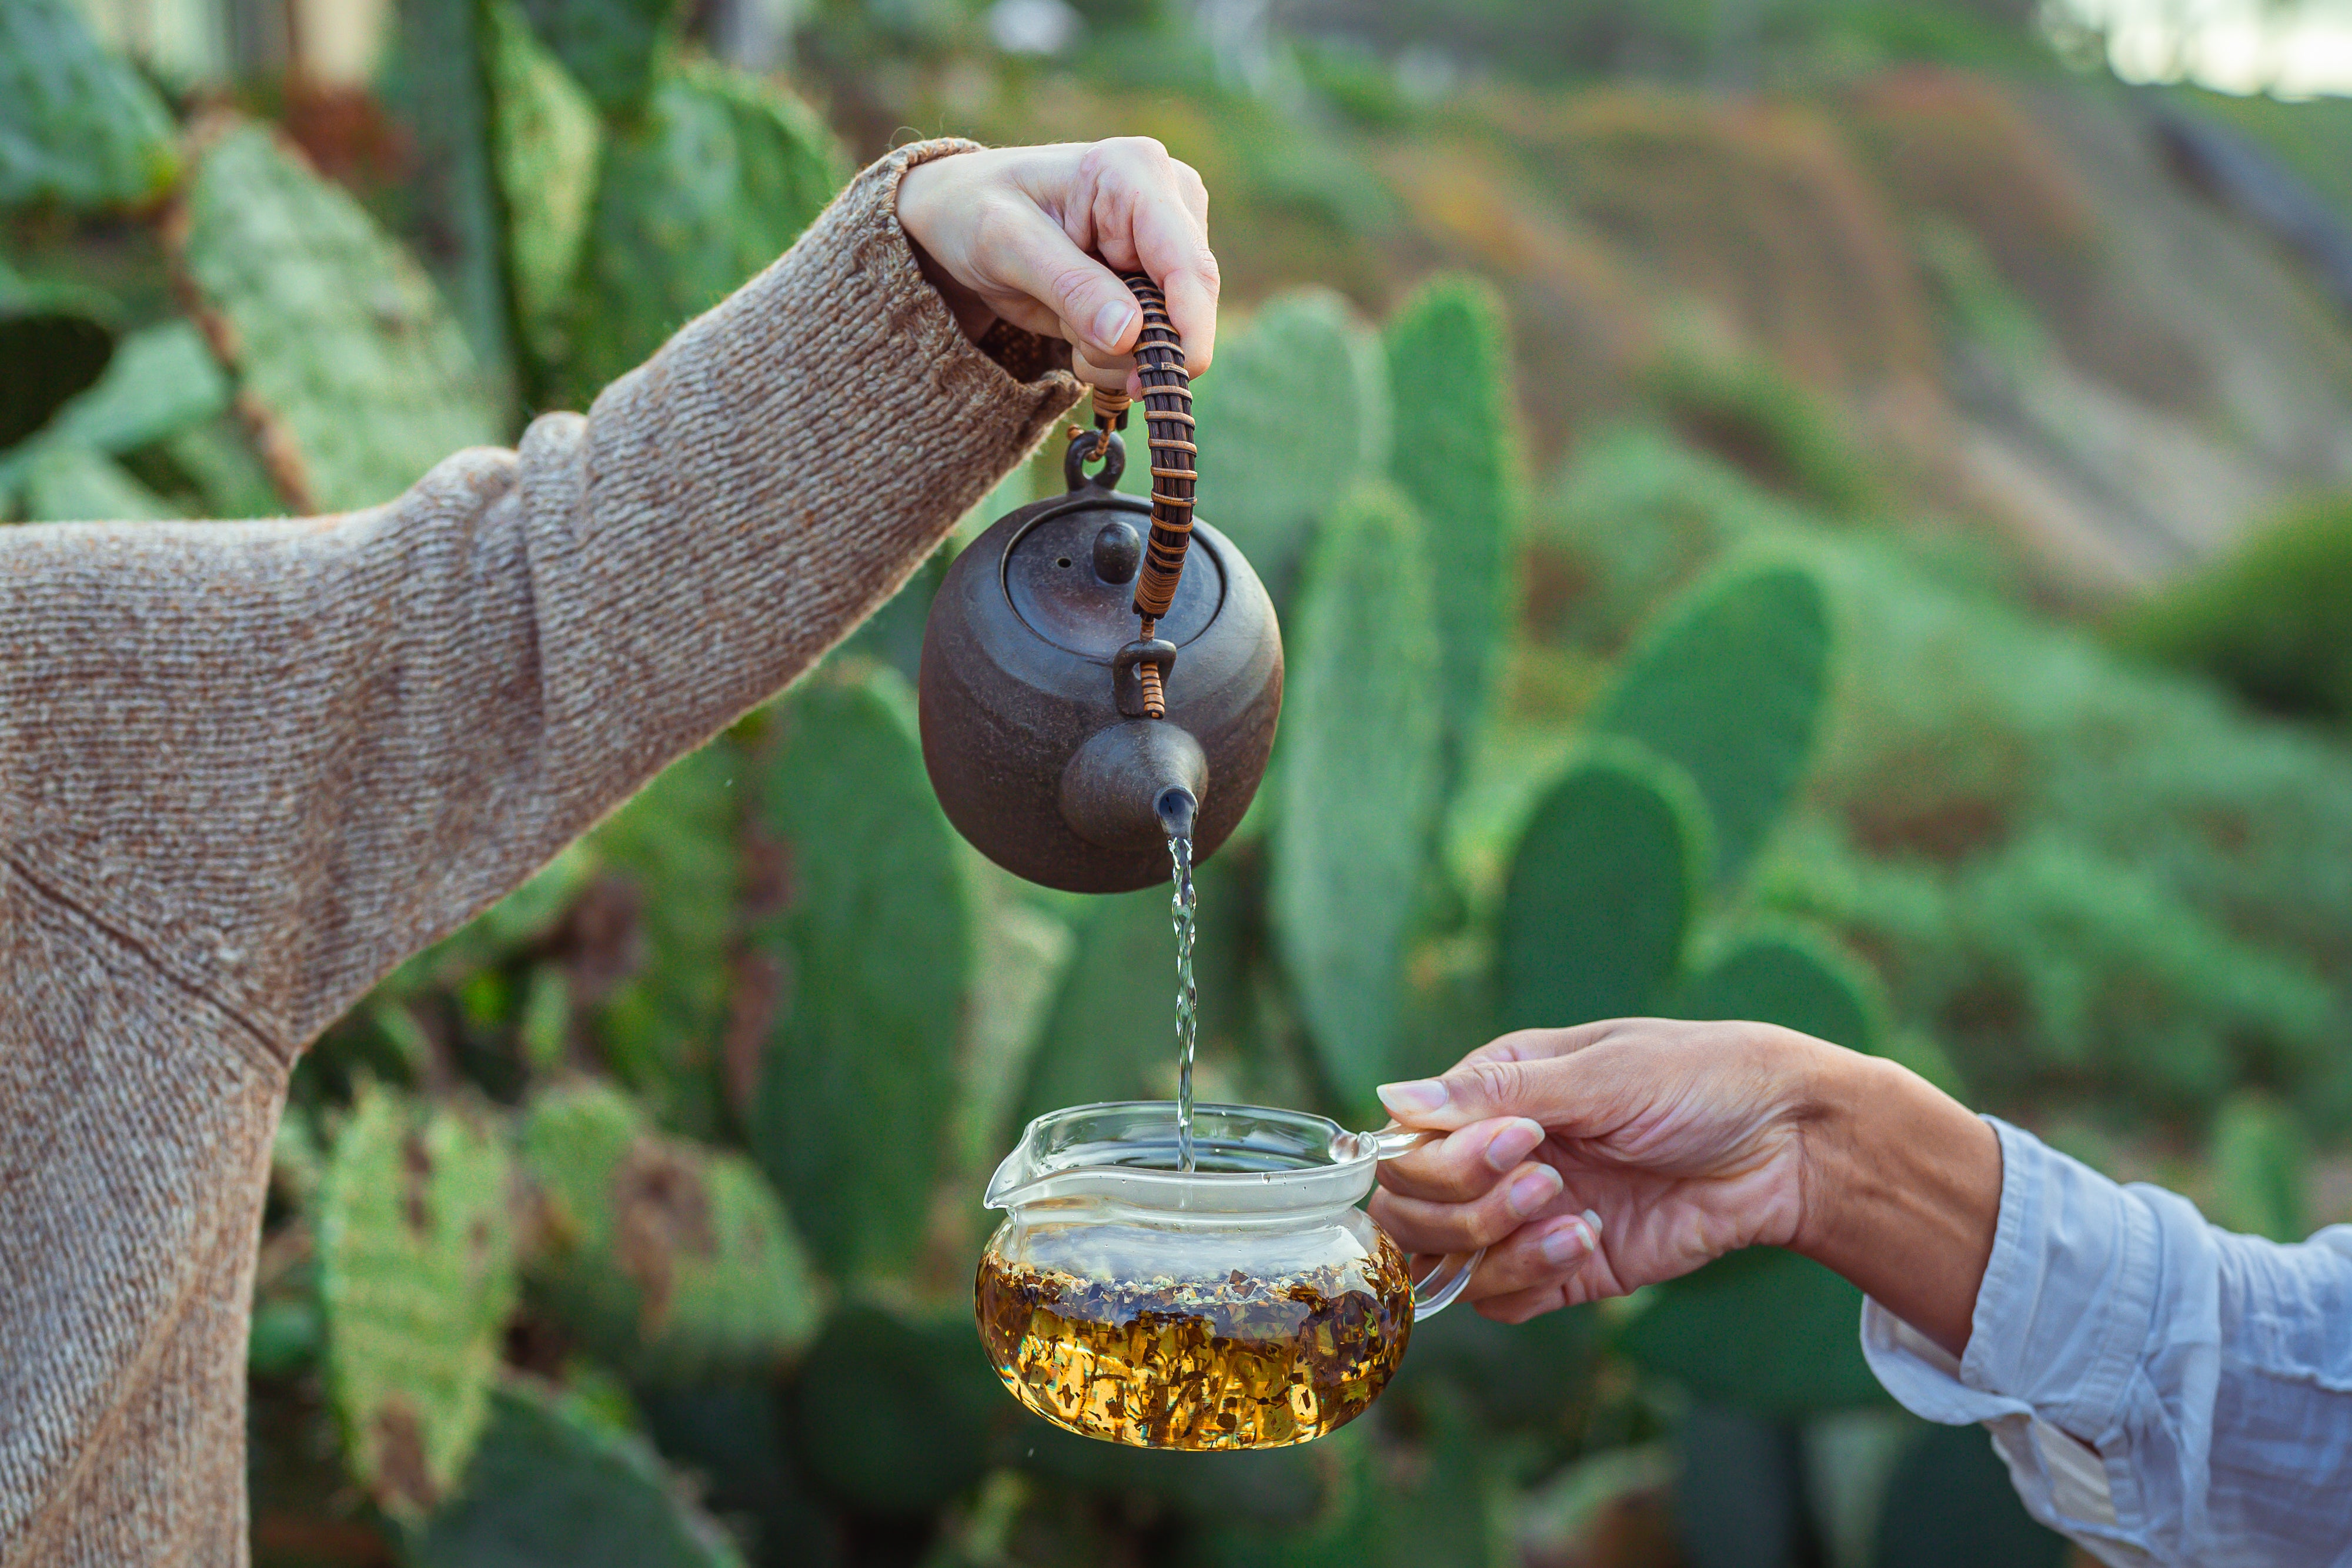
974, 1102, 1483, 1450
917, 276, 1282, 894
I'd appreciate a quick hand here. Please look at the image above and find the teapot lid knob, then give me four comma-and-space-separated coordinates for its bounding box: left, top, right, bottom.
1091, 520, 1141, 584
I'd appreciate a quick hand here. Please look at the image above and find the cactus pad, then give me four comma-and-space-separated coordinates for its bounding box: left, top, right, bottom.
1190, 289, 1389, 606
1679, 922, 1885, 1055
515, 0, 686, 118
315, 1082, 519, 1522
0, 0, 179, 209
175, 123, 502, 513
1589, 560, 1830, 887
559, 62, 846, 402
749, 666, 969, 1278
486, 0, 602, 363
1498, 748, 1705, 1031
2211, 1090, 2307, 1242
1617, 1245, 1882, 1417
1384, 275, 1522, 775
521, 1080, 822, 1384
410, 1378, 746, 1567
1271, 482, 1446, 1114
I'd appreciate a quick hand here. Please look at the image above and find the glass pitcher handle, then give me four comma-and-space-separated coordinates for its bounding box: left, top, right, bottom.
1364, 1124, 1484, 1320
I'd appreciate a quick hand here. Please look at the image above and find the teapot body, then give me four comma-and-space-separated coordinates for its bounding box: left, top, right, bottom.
974, 1102, 1416, 1449
917, 439, 1281, 894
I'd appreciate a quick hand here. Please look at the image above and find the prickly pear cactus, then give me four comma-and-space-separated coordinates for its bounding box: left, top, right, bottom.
558, 61, 846, 403
749, 664, 970, 1278
175, 122, 502, 513
516, 0, 686, 119
410, 1378, 746, 1567
1678, 921, 1885, 1055
520, 1080, 823, 1384
0, 277, 116, 452
1190, 289, 1390, 606
1384, 275, 1522, 777
1497, 747, 1706, 1031
1617, 1244, 1881, 1417
1588, 560, 1830, 887
0, 0, 179, 209
786, 1305, 1003, 1516
587, 740, 744, 1141
1270, 482, 1445, 1114
315, 1082, 519, 1523
1011, 887, 1177, 1133
486, 0, 602, 363
2211, 1089, 2307, 1242
18, 444, 180, 521
34, 320, 229, 457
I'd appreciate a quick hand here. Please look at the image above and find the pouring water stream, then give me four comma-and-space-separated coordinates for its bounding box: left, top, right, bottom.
1157, 788, 1200, 1172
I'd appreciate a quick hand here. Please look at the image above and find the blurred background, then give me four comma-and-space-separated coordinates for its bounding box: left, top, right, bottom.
7, 0, 2352, 1563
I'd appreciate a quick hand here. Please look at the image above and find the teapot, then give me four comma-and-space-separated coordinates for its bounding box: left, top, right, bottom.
975, 1101, 1482, 1450
917, 276, 1281, 894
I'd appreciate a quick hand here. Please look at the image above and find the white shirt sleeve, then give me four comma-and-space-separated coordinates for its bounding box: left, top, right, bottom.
1860, 1116, 2352, 1567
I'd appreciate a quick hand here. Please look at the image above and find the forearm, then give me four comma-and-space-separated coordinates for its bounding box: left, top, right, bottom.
1790, 1047, 2002, 1356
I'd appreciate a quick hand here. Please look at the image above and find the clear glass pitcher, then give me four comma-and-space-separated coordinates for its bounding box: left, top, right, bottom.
975, 1101, 1482, 1450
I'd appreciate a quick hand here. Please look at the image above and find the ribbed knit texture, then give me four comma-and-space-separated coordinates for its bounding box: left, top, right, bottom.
0, 138, 1080, 1564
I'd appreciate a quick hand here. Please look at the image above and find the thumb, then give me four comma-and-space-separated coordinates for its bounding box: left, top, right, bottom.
1377, 1057, 1580, 1134
982, 199, 1142, 361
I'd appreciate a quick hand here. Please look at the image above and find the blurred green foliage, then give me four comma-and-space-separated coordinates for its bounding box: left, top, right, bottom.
15, 2, 2352, 1564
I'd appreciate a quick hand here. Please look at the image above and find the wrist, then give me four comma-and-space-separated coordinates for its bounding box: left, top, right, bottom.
1790, 1048, 2002, 1356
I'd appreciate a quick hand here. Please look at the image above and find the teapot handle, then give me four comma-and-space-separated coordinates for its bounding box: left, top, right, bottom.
1364, 1124, 1486, 1320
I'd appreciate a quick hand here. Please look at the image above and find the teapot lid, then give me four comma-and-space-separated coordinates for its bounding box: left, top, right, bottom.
984, 1101, 1381, 1218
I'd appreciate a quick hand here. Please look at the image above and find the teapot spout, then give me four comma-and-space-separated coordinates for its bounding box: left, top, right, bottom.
1058, 720, 1209, 852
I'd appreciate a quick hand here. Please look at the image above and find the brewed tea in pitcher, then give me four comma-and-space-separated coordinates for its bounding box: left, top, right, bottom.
975, 1104, 1479, 1450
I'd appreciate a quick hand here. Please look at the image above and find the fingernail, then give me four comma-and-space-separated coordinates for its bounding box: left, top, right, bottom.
1538, 1217, 1594, 1268
1092, 299, 1137, 349
1582, 1208, 1605, 1235
1377, 1079, 1448, 1118
1507, 1166, 1562, 1218
1483, 1118, 1545, 1174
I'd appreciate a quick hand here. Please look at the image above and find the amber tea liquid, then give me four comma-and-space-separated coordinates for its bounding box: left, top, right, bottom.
974, 1231, 1414, 1449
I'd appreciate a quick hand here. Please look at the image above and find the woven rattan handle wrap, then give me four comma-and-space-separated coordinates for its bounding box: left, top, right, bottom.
1118, 273, 1197, 624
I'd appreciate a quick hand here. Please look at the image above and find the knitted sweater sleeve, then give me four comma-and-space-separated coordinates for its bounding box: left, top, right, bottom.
0, 136, 1080, 1055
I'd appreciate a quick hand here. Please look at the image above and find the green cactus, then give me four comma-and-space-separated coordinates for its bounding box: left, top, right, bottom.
1678, 921, 1886, 1055
176, 123, 502, 513
1189, 289, 1390, 606
1271, 482, 1446, 1115
1670, 1405, 1812, 1568
520, 1080, 823, 1384
0, 280, 116, 452
951, 871, 1073, 1175
315, 1082, 519, 1523
1588, 560, 1830, 887
787, 1304, 1003, 1516
1010, 885, 1178, 1133
1617, 1245, 1881, 1418
410, 1378, 746, 1567
515, 0, 686, 119
19, 446, 180, 521
2211, 1089, 2308, 1242
559, 61, 846, 403
587, 739, 744, 1140
0, 0, 178, 210
1497, 746, 1708, 1031
1873, 1422, 2069, 1568
749, 664, 970, 1278
1384, 274, 1522, 778
485, 0, 603, 367
32, 320, 228, 457
399, 0, 515, 404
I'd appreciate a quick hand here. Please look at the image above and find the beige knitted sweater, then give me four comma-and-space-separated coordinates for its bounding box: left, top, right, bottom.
0, 138, 1079, 1564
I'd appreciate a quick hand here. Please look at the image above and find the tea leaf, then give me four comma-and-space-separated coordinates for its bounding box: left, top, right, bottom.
1190, 289, 1389, 610
316, 1082, 518, 1523
175, 122, 503, 513
750, 666, 968, 1279
1385, 274, 1522, 783
411, 1378, 746, 1567
521, 1080, 823, 1385
1589, 560, 1830, 886
0, 0, 179, 210
1498, 747, 1705, 1031
1271, 482, 1446, 1116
